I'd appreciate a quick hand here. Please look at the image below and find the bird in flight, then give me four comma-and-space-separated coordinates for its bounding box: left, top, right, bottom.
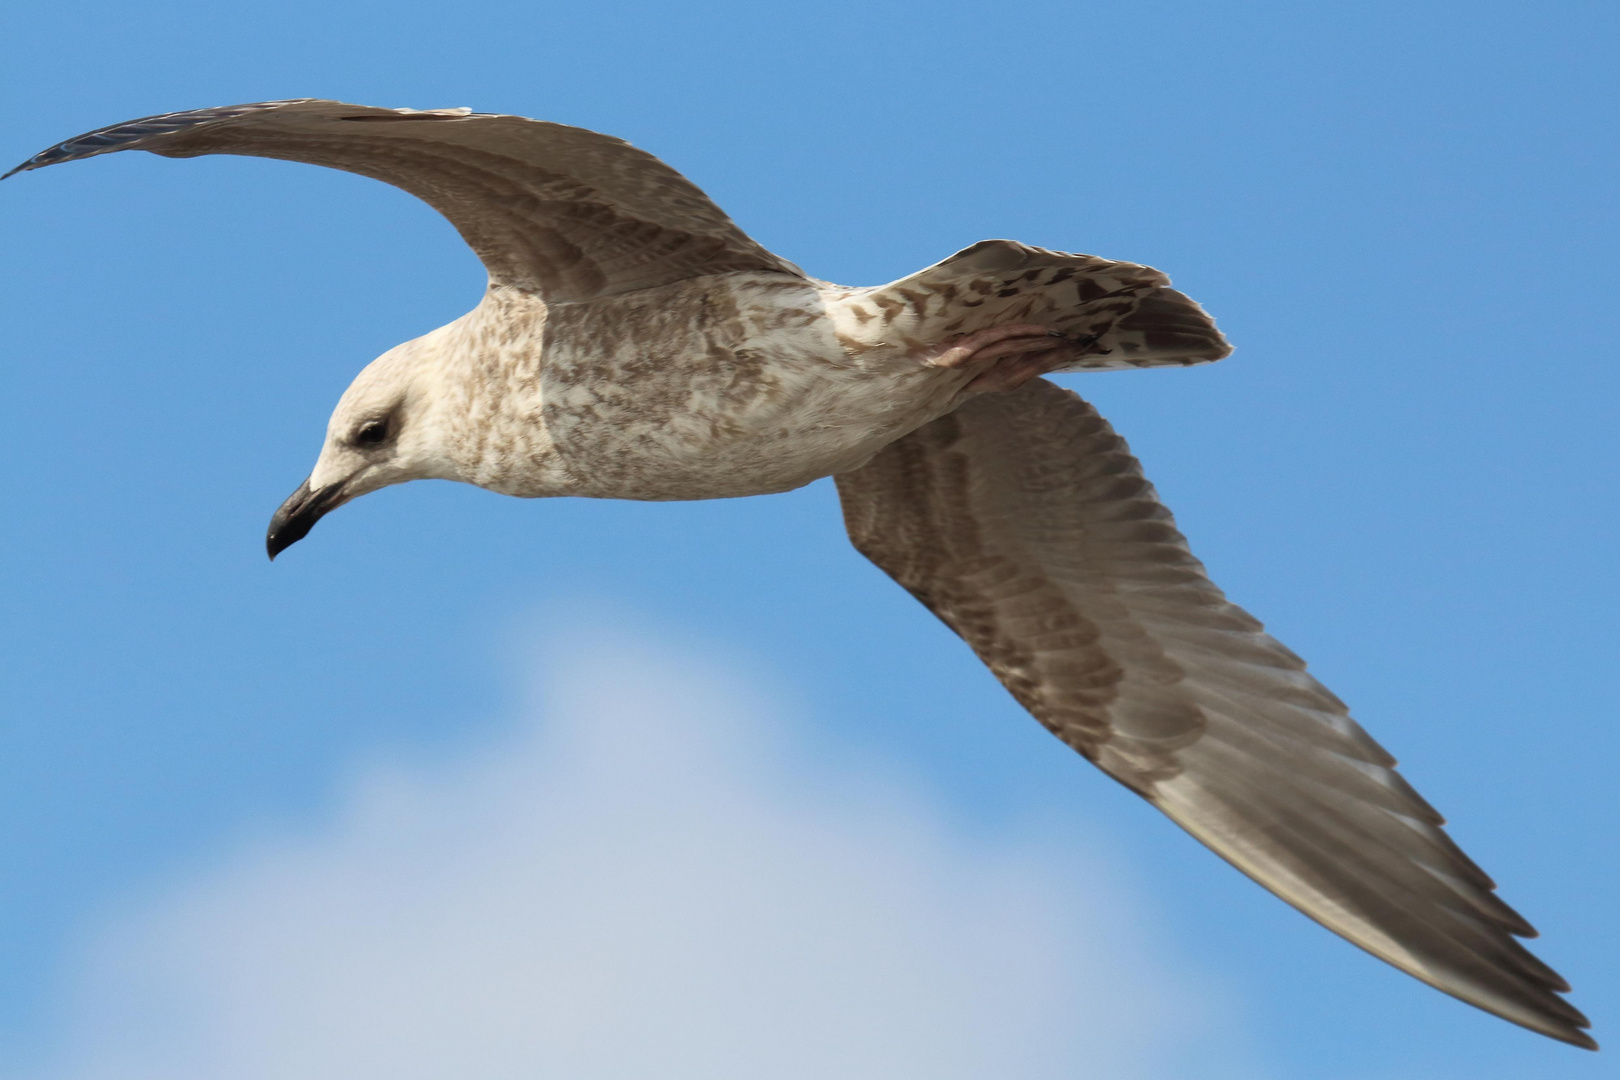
5, 99, 1593, 1050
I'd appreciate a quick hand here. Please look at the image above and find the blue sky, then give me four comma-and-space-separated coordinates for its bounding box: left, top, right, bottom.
1, 0, 1616, 1076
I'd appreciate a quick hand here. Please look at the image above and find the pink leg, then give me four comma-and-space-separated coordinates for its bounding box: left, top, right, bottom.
923, 324, 1105, 394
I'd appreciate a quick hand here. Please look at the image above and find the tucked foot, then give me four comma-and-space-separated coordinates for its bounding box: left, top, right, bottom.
922, 323, 1107, 394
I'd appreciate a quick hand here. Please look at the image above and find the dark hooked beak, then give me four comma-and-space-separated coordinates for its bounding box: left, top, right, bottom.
266, 478, 349, 560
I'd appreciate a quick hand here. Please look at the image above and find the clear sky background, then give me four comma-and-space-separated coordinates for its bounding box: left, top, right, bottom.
1, 1, 1615, 1076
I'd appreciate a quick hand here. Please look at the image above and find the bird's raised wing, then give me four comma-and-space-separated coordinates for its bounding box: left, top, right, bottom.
4, 99, 801, 303
834, 378, 1593, 1049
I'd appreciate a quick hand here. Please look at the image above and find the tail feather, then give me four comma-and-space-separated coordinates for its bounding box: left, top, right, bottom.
1110, 287, 1232, 367
844, 239, 1231, 371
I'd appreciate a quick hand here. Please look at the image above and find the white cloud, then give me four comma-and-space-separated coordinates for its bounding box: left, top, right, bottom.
27, 619, 1264, 1080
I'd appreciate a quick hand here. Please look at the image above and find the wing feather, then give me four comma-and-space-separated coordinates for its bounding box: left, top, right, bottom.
834, 378, 1593, 1048
5, 99, 800, 302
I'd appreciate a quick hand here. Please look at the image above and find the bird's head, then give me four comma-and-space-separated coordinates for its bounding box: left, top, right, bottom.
266, 330, 463, 559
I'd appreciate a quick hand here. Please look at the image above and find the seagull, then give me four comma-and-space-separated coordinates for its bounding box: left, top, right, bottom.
5, 99, 1593, 1050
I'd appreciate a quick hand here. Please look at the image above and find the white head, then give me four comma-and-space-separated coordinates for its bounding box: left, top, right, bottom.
266, 330, 465, 558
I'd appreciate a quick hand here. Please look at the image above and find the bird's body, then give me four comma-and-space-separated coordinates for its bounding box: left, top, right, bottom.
4, 99, 1595, 1050
477, 272, 951, 502
317, 245, 1212, 503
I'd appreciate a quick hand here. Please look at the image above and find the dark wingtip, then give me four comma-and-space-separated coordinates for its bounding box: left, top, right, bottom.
2, 99, 319, 184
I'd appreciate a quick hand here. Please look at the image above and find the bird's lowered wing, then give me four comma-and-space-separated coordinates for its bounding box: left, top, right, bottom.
834, 378, 1593, 1049
4, 99, 801, 303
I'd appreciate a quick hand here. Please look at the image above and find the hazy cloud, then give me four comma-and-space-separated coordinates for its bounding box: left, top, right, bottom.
27, 621, 1263, 1080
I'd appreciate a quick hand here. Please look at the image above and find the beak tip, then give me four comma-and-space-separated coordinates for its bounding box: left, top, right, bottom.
267, 476, 342, 561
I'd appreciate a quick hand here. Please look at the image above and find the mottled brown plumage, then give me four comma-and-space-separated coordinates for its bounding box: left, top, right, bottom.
5, 99, 1592, 1049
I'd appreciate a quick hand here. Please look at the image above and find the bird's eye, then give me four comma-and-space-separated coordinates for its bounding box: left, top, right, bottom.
355, 420, 389, 446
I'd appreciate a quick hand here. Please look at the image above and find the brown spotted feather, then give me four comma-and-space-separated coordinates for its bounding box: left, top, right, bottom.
831, 240, 1231, 371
